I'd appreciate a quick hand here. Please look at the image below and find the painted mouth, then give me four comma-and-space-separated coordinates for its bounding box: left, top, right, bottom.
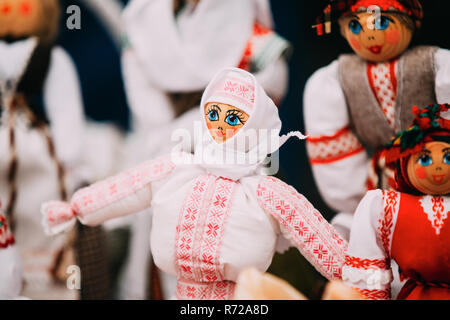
368, 45, 383, 54
215, 130, 225, 138
432, 174, 446, 184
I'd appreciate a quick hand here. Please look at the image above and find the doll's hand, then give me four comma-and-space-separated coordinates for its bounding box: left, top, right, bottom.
41, 201, 77, 236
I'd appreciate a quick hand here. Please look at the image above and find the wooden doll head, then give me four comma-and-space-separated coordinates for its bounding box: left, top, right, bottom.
385, 104, 450, 196
0, 0, 60, 44
204, 102, 249, 144
406, 141, 450, 195
339, 11, 414, 62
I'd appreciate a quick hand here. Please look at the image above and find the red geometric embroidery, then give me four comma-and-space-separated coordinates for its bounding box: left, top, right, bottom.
367, 60, 398, 129
307, 126, 365, 165
356, 288, 391, 300
72, 155, 175, 218
345, 255, 389, 270
420, 196, 449, 236
176, 280, 235, 300
174, 175, 236, 299
0, 214, 15, 249
257, 176, 348, 280
379, 191, 399, 257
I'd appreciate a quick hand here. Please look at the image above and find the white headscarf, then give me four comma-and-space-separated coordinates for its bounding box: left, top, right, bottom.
122, 0, 273, 92
176, 67, 305, 181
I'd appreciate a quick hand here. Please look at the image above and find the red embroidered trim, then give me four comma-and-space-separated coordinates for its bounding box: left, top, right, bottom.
174, 175, 236, 299
0, 214, 15, 249
176, 279, 235, 300
307, 127, 365, 165
356, 288, 391, 300
238, 22, 272, 70
345, 255, 389, 270
379, 191, 399, 257
257, 176, 348, 280
351, 0, 407, 13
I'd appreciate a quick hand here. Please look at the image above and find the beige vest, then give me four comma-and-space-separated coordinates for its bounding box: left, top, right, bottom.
338, 46, 438, 151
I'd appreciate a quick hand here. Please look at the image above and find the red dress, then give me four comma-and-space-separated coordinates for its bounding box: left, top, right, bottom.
391, 193, 450, 300
342, 190, 450, 300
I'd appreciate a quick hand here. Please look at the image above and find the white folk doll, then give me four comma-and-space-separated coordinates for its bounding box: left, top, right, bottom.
42, 68, 347, 300
119, 0, 291, 299
0, 0, 112, 300
0, 208, 22, 300
343, 104, 450, 300
304, 0, 450, 240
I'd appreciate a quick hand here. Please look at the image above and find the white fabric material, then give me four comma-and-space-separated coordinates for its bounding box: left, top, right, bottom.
434, 48, 450, 104
193, 68, 306, 181
304, 60, 369, 214
43, 47, 86, 171
0, 245, 23, 299
343, 190, 393, 291
123, 0, 258, 92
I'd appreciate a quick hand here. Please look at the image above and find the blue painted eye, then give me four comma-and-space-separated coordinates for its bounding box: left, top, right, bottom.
418, 154, 433, 167
375, 16, 390, 30
208, 110, 219, 121
349, 20, 362, 35
444, 153, 450, 165
225, 114, 242, 126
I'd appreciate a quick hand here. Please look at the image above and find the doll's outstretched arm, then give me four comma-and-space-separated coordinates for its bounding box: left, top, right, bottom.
304, 61, 369, 215
342, 190, 394, 300
257, 176, 348, 281
41, 155, 175, 235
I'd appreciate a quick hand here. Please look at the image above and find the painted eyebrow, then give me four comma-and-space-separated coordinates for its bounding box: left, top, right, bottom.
420, 149, 431, 154
210, 104, 222, 112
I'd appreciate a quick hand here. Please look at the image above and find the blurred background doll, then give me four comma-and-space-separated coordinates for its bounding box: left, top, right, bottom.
303, 0, 450, 241
0, 0, 113, 299
117, 0, 291, 299
41, 67, 348, 300
343, 104, 450, 300
0, 204, 22, 300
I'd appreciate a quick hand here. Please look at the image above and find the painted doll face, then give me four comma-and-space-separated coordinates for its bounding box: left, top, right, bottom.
407, 141, 450, 195
0, 0, 44, 39
341, 12, 413, 63
204, 102, 249, 144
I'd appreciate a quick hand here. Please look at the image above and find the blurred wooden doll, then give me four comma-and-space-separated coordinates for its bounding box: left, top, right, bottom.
119, 0, 291, 299
343, 104, 450, 300
41, 68, 348, 300
0, 0, 109, 299
303, 0, 450, 240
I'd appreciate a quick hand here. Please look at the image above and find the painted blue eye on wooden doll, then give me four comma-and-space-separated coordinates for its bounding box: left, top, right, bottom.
343, 104, 450, 300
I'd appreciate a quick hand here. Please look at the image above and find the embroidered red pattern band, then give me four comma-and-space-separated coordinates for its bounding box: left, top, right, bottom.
356, 288, 391, 300
379, 191, 400, 258
307, 127, 364, 165
345, 255, 389, 270
257, 176, 348, 280
174, 175, 236, 299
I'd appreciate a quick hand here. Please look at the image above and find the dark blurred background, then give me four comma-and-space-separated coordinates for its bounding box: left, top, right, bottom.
56, 0, 450, 299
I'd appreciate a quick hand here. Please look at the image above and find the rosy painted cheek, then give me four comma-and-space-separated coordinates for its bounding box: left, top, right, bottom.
19, 1, 32, 15
415, 166, 428, 180
349, 37, 362, 51
386, 29, 401, 45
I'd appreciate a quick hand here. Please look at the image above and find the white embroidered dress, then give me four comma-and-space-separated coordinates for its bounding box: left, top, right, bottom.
42, 68, 347, 300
